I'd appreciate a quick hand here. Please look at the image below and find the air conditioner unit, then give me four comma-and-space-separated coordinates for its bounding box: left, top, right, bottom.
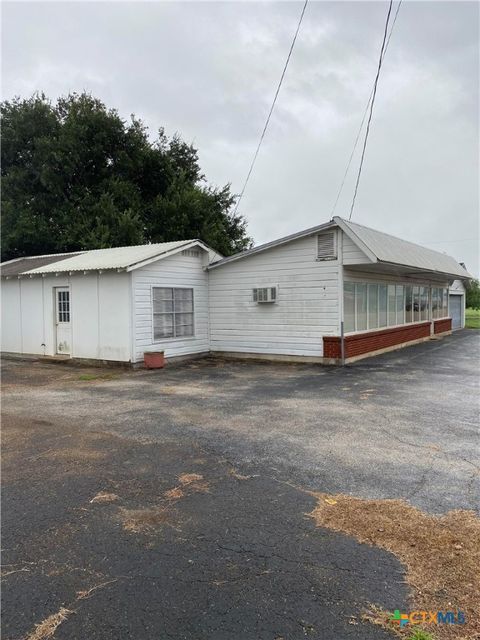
253, 287, 277, 303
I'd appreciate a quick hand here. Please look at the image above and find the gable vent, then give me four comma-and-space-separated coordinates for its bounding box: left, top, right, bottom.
317, 231, 337, 260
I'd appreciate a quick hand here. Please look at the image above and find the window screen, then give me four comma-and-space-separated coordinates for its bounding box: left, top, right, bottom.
153, 288, 194, 339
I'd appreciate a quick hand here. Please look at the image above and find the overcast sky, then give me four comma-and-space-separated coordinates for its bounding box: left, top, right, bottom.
2, 1, 479, 275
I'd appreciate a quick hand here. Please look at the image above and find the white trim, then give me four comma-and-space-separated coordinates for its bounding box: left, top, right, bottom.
150, 284, 196, 343
126, 240, 213, 272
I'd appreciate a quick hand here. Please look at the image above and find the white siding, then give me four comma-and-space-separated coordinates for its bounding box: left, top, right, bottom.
341, 231, 372, 265
132, 251, 209, 362
450, 279, 466, 294
208, 234, 339, 357
1, 280, 22, 353
1, 273, 131, 361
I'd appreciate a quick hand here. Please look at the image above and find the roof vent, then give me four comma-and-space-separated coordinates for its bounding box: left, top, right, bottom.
317, 231, 337, 260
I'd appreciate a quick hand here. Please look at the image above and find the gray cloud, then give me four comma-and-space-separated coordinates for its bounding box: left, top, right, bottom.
2, 0, 479, 275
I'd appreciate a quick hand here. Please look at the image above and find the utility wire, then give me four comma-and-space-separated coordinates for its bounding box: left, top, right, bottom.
348, 0, 394, 221
232, 0, 309, 216
330, 0, 402, 217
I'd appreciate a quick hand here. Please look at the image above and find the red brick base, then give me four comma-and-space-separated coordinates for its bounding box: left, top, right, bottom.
433, 318, 452, 334
323, 321, 434, 360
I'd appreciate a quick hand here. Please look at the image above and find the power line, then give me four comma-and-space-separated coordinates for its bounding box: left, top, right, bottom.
330, 0, 402, 217
348, 0, 394, 221
232, 0, 309, 217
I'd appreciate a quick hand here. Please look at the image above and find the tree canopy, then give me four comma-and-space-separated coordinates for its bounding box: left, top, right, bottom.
465, 278, 480, 310
1, 93, 252, 260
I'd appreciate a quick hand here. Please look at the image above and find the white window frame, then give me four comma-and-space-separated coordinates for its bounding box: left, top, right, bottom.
343, 281, 449, 335
151, 285, 195, 342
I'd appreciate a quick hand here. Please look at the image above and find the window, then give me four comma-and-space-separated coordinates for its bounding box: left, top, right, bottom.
413, 286, 420, 322
344, 280, 434, 333
57, 290, 70, 323
442, 288, 448, 317
344, 283, 355, 332
368, 284, 378, 329
420, 286, 429, 321
378, 285, 387, 327
356, 284, 368, 331
317, 231, 337, 260
388, 285, 396, 326
181, 249, 200, 258
396, 285, 405, 325
405, 285, 413, 323
153, 287, 194, 340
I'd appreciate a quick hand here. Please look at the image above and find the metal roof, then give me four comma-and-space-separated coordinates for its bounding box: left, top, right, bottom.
0, 240, 217, 277
209, 217, 471, 279
335, 217, 471, 279
1, 253, 81, 277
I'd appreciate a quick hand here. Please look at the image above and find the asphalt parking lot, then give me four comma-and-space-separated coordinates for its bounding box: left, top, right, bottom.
2, 330, 479, 639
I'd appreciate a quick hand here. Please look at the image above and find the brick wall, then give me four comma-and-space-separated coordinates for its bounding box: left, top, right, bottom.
433, 318, 452, 334
323, 322, 432, 360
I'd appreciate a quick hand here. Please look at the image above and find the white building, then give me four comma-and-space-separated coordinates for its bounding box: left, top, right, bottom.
0, 217, 471, 365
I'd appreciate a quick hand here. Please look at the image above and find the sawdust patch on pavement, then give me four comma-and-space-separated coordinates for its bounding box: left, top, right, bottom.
24, 607, 73, 640
119, 506, 174, 533
310, 493, 480, 640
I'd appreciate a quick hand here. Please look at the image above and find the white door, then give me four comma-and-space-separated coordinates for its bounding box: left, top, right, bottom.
55, 287, 71, 354
449, 294, 463, 330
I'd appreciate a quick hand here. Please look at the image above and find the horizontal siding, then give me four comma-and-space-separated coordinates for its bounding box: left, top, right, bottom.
132, 252, 209, 362
209, 234, 339, 357
341, 232, 371, 265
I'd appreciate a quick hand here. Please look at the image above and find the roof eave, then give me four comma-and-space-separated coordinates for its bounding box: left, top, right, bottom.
376, 260, 473, 280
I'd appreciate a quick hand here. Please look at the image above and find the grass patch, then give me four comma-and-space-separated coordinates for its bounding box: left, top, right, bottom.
78, 373, 117, 381
408, 630, 435, 640
465, 308, 480, 329
310, 493, 479, 639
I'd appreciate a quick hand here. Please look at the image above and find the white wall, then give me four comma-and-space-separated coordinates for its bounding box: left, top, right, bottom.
342, 232, 371, 265
208, 233, 340, 357
131, 250, 209, 362
1, 279, 22, 353
1, 272, 131, 361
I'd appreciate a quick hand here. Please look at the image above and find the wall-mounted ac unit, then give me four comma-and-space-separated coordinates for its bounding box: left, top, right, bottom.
253, 287, 277, 303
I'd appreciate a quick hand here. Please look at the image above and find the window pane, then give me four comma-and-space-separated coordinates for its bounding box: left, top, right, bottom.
413, 286, 420, 322
419, 286, 427, 321
174, 298, 193, 313
344, 283, 355, 333
174, 288, 193, 302
356, 284, 367, 331
175, 313, 194, 337
368, 284, 378, 329
153, 299, 173, 313
442, 288, 448, 317
154, 313, 174, 339
378, 285, 387, 327
396, 285, 404, 325
388, 285, 396, 326
405, 285, 413, 323
153, 287, 173, 300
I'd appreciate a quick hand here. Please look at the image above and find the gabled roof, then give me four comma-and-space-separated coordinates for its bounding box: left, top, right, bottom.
208, 216, 471, 280
334, 217, 471, 279
1, 240, 221, 277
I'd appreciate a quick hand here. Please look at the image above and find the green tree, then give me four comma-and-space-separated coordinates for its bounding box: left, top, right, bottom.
1, 92, 252, 260
465, 278, 480, 310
